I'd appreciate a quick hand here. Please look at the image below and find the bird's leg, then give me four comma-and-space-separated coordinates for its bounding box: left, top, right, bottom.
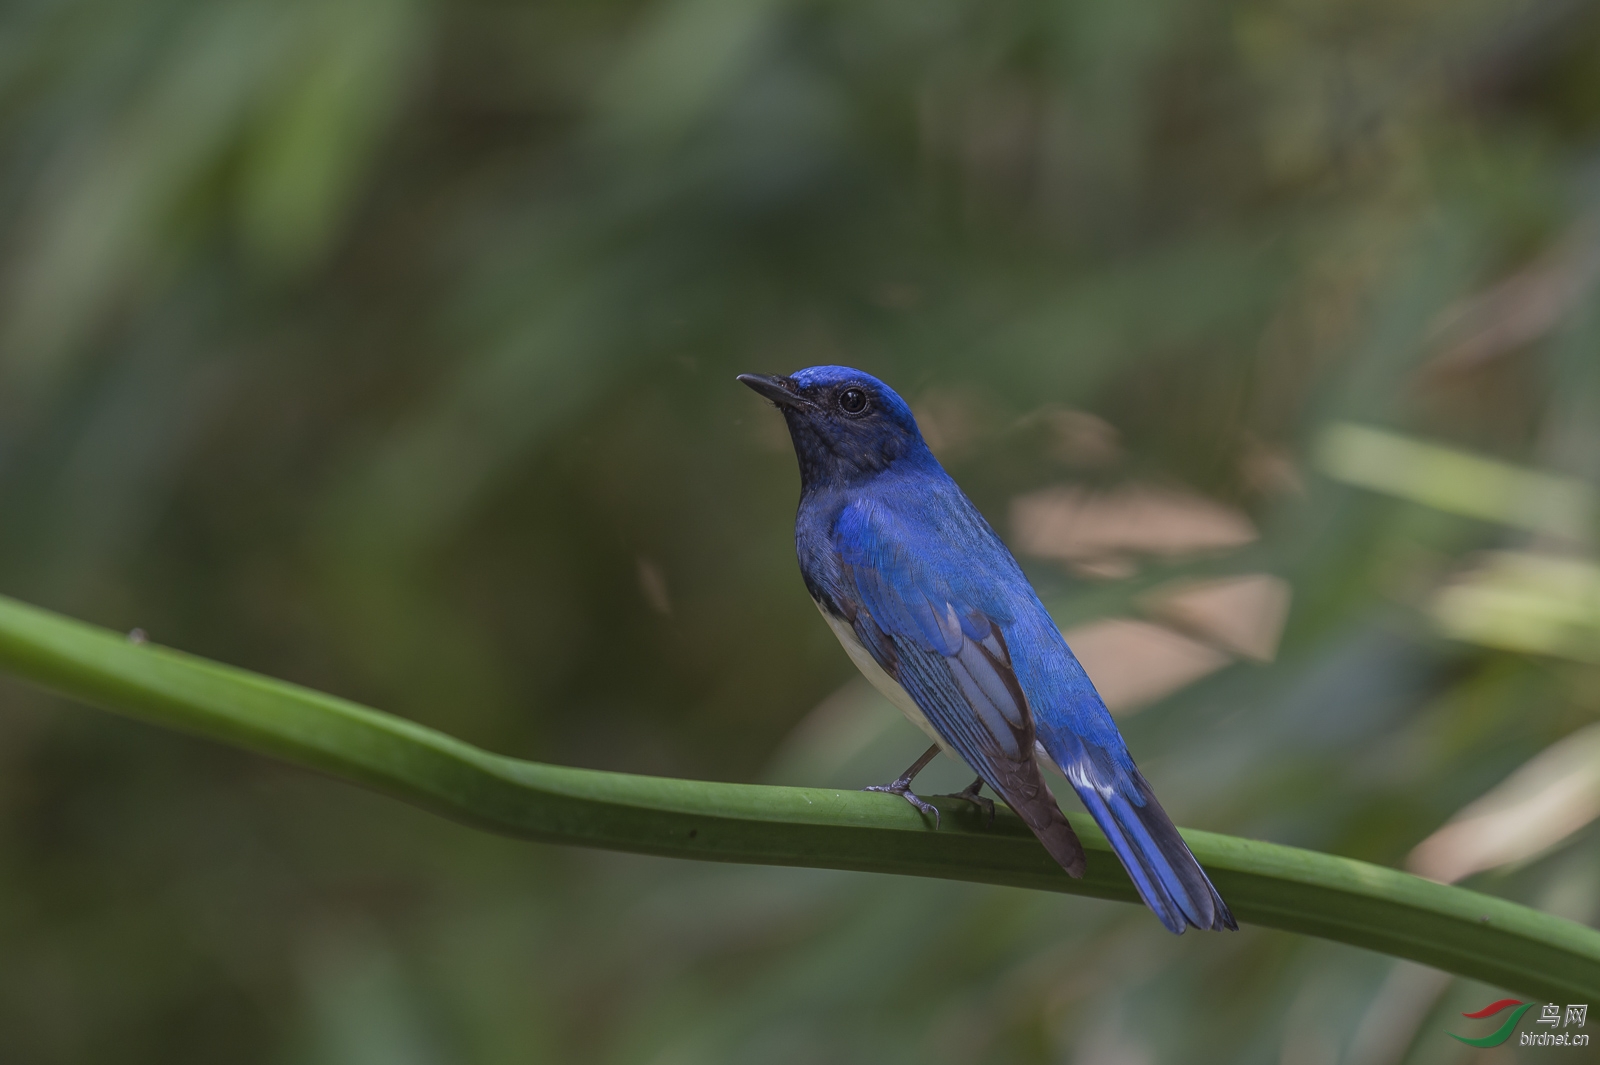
942, 777, 995, 826
864, 744, 942, 826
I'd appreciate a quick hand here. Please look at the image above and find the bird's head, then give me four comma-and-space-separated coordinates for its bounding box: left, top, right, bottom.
738, 365, 931, 487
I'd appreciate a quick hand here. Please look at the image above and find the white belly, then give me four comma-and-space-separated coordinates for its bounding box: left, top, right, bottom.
815, 602, 962, 763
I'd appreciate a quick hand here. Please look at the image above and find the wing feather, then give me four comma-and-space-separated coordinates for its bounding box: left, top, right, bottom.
832, 500, 1085, 876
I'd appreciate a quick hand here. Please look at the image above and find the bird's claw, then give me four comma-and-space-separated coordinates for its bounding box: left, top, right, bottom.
864, 780, 941, 828
942, 778, 995, 826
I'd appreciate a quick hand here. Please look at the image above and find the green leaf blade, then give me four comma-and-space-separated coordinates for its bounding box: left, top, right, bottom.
1, 592, 1596, 1002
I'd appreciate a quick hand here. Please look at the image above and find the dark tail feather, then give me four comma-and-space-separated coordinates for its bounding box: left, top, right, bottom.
992, 765, 1087, 878
1015, 785, 1088, 878
1070, 767, 1235, 934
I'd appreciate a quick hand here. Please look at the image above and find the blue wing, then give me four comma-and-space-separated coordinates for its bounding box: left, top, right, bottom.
829, 494, 1233, 933
817, 493, 1233, 934
829, 499, 1086, 876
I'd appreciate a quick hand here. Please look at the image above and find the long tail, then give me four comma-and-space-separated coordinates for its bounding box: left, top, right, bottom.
1043, 738, 1235, 934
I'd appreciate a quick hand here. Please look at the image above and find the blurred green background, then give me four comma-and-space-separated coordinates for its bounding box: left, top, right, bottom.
2, 0, 1599, 1061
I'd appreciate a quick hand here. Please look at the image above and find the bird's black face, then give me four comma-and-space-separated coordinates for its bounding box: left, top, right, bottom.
738, 367, 928, 488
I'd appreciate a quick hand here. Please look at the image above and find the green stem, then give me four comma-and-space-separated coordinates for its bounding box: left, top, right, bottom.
0, 593, 1595, 1001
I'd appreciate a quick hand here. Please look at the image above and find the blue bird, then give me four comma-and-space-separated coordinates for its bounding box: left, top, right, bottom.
740, 366, 1235, 934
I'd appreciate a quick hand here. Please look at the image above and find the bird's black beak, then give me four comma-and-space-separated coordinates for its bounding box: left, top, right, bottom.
737, 373, 808, 409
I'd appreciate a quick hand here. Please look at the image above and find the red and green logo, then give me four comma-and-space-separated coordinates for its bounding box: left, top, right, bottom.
1450, 999, 1534, 1047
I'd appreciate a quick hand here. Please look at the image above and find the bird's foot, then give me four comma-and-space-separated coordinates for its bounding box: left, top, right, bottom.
864, 778, 941, 827
942, 777, 995, 826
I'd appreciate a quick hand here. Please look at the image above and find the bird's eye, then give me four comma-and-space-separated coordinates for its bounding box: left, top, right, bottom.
837, 388, 869, 415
